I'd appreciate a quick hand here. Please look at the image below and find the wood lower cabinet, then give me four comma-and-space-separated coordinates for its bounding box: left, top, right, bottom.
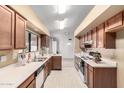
27, 79, 36, 88
85, 63, 117, 88
87, 65, 94, 88
0, 5, 14, 50
48, 57, 52, 73
43, 59, 52, 81
52, 56, 62, 70
18, 73, 36, 88
15, 13, 26, 49
44, 62, 49, 80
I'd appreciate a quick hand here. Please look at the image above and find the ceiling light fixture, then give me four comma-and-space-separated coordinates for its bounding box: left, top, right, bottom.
67, 42, 71, 46
58, 5, 66, 14
59, 19, 67, 30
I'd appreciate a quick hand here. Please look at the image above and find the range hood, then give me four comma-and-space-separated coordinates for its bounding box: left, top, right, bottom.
83, 40, 93, 48
83, 40, 93, 45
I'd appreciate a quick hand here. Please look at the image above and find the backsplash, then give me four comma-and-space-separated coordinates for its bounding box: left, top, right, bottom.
90, 48, 116, 60
0, 50, 19, 68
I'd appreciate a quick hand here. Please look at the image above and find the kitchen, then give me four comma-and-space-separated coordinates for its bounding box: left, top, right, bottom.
0, 4, 124, 89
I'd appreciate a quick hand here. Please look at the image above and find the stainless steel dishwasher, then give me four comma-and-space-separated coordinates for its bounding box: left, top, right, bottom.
35, 65, 44, 88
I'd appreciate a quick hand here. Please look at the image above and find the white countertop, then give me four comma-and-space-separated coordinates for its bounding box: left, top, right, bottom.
0, 55, 52, 88
51, 54, 62, 56
75, 53, 117, 68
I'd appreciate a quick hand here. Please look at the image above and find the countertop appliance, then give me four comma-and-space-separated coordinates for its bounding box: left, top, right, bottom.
35, 65, 44, 88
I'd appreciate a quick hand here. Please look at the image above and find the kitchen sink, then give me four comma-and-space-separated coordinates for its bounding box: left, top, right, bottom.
34, 57, 47, 62
81, 56, 93, 60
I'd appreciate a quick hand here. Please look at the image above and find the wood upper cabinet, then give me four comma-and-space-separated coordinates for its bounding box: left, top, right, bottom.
83, 34, 86, 42
41, 35, 49, 48
79, 36, 84, 48
86, 32, 88, 41
91, 28, 97, 48
105, 12, 123, 32
97, 23, 116, 49
97, 23, 105, 48
87, 31, 91, 41
15, 13, 26, 49
52, 56, 62, 70
0, 5, 14, 50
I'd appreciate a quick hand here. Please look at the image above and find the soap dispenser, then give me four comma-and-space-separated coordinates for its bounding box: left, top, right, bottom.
18, 53, 26, 66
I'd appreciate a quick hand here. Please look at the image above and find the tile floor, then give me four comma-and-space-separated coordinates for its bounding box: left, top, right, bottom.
44, 58, 87, 88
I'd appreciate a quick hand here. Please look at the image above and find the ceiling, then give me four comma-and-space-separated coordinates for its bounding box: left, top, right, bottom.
31, 5, 94, 34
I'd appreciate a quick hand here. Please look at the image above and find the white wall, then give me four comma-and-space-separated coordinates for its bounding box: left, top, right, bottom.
51, 31, 74, 59
116, 30, 124, 87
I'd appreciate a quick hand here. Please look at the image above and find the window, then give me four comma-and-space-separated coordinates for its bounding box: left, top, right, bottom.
30, 33, 38, 52
25, 31, 39, 52
25, 31, 30, 52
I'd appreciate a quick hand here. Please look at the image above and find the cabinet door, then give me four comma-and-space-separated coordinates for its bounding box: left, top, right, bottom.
88, 31, 91, 41
52, 56, 62, 70
18, 74, 35, 88
79, 36, 84, 48
41, 35, 49, 48
107, 12, 123, 31
97, 23, 105, 48
47, 60, 51, 75
86, 32, 88, 41
46, 36, 49, 47
44, 63, 49, 80
92, 28, 97, 48
27, 79, 36, 88
0, 6, 14, 50
49, 58, 52, 73
79, 37, 82, 48
15, 13, 26, 49
84, 34, 87, 42
88, 67, 94, 88
83, 35, 85, 42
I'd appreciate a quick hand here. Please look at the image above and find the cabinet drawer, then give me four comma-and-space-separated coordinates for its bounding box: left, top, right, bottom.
88, 65, 93, 71
18, 73, 35, 88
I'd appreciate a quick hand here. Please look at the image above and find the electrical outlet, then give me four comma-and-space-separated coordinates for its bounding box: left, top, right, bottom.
0, 56, 1, 63
0, 56, 7, 63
